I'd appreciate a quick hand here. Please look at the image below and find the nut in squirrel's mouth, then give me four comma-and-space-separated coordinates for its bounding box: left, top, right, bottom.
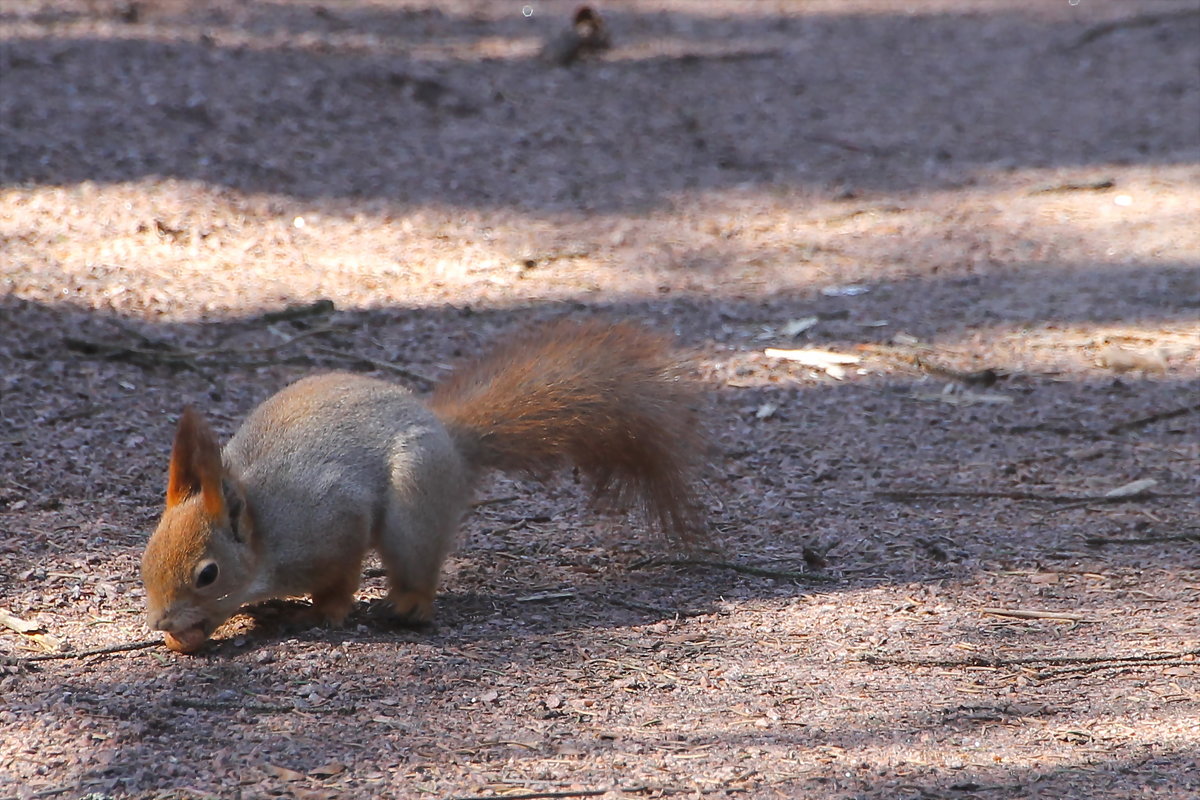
162, 623, 210, 654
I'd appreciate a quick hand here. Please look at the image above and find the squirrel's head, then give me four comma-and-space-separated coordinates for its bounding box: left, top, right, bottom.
141, 407, 255, 654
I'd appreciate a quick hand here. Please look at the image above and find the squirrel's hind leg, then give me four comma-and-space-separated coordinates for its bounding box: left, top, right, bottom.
377, 529, 443, 624
388, 586, 436, 624
375, 509, 458, 625
379, 431, 468, 624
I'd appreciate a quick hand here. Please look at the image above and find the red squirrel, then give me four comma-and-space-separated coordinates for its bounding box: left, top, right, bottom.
140, 320, 707, 653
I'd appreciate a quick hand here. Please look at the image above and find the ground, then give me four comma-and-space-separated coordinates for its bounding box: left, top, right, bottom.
1, 0, 1199, 798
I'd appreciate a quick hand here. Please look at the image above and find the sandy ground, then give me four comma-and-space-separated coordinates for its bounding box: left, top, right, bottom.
2, 0, 1199, 798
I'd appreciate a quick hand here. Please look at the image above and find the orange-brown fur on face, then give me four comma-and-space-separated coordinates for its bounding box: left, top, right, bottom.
143, 408, 256, 653
429, 320, 706, 541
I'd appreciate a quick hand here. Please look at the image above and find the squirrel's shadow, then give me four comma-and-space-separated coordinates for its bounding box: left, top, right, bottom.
196, 597, 442, 656
182, 568, 734, 658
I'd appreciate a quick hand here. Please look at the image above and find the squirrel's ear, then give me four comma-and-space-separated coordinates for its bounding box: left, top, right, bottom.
166, 407, 225, 516
221, 477, 248, 543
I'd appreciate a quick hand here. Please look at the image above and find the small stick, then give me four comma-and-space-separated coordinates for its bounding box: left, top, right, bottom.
1, 639, 159, 665
4, 785, 74, 800
515, 591, 577, 603
980, 608, 1094, 622
1067, 8, 1200, 50
608, 597, 701, 618
64, 326, 438, 387
169, 697, 356, 715
307, 345, 436, 388
1107, 402, 1200, 435
1030, 179, 1115, 195
881, 488, 1074, 502
878, 488, 1182, 504
862, 647, 1199, 669
472, 495, 520, 508
42, 403, 103, 425
1086, 531, 1200, 547
64, 325, 341, 365
804, 134, 877, 155
256, 298, 335, 324
856, 343, 1003, 385
63, 336, 197, 368
644, 558, 837, 583
451, 791, 607, 800
1001, 422, 1100, 439
1037, 660, 1199, 680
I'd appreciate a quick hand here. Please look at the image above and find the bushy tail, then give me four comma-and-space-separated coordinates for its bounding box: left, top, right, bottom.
428, 319, 706, 541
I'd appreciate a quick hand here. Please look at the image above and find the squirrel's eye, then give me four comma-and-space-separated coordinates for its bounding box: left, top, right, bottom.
196, 562, 219, 588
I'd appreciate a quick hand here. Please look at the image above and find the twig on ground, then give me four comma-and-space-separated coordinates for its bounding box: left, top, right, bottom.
607, 597, 706, 619
1086, 530, 1200, 547
638, 558, 837, 583
1001, 422, 1101, 439
678, 48, 781, 64
169, 697, 357, 715
307, 344, 436, 388
804, 134, 880, 155
175, 325, 343, 358
64, 325, 438, 387
877, 488, 1182, 504
515, 591, 577, 603
64, 325, 342, 367
881, 488, 1071, 501
64, 335, 198, 368
1, 639, 159, 665
472, 495, 520, 508
451, 791, 607, 800
256, 298, 336, 324
862, 647, 1199, 669
41, 403, 103, 425
980, 607, 1095, 623
1107, 402, 1200, 435
856, 343, 1004, 386
1, 785, 74, 800
1030, 179, 1115, 195
1037, 660, 1199, 681
1067, 8, 1200, 50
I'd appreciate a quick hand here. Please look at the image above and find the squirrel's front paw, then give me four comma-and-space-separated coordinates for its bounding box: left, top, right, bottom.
309, 596, 354, 628
389, 589, 434, 625
310, 578, 360, 627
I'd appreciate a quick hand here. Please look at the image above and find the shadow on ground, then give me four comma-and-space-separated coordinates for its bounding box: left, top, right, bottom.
2, 265, 1197, 642
17, 650, 1200, 798
2, 2, 1197, 210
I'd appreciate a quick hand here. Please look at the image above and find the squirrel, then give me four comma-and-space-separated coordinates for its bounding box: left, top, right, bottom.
140, 319, 707, 653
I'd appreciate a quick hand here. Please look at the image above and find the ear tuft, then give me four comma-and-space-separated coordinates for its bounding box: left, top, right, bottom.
166, 406, 225, 515
222, 477, 247, 542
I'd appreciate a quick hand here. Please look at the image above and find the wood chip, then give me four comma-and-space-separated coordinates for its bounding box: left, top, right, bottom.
1104, 478, 1158, 498
267, 764, 307, 783
764, 348, 861, 367
0, 608, 41, 634
1097, 345, 1167, 374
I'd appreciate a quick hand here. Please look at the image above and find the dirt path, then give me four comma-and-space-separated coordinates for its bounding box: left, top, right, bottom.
2, 1, 1198, 798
